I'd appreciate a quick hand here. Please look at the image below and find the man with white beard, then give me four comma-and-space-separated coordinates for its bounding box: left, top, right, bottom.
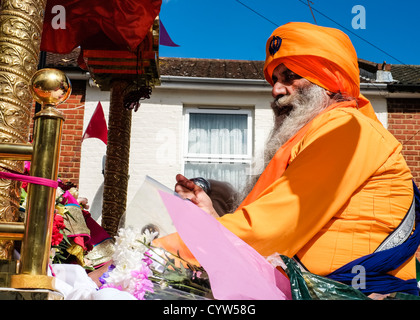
241, 66, 342, 203
159, 22, 420, 296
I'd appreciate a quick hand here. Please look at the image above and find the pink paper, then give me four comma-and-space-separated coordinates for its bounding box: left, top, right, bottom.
159, 191, 291, 300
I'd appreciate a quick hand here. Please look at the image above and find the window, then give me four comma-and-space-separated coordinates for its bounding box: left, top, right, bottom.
183, 108, 252, 192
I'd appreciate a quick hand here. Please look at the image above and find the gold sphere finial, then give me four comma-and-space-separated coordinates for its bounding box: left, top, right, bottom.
30, 68, 72, 106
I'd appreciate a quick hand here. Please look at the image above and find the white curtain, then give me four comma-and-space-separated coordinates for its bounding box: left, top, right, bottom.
188, 113, 248, 155
184, 161, 249, 192
185, 113, 250, 191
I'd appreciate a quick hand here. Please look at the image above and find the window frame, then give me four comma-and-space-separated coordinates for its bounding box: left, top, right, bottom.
182, 107, 253, 176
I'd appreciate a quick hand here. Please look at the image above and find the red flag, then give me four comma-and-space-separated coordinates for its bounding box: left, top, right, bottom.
41, 0, 162, 54
82, 102, 108, 145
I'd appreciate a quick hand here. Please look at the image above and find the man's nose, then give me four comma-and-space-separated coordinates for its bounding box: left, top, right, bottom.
272, 81, 288, 97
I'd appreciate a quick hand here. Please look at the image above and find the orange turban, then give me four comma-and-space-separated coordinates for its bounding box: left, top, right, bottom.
263, 22, 376, 118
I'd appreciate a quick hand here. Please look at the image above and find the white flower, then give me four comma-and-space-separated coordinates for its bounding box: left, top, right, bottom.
112, 249, 143, 270
114, 227, 147, 253
106, 264, 132, 288
141, 228, 159, 245
55, 187, 64, 199
108, 228, 153, 281
100, 227, 160, 298
68, 187, 79, 199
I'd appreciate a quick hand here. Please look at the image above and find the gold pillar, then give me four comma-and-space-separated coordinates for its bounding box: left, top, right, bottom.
12, 68, 70, 290
101, 80, 132, 238
0, 0, 48, 258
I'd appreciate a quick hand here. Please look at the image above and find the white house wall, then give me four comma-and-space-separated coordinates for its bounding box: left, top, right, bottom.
364, 94, 388, 128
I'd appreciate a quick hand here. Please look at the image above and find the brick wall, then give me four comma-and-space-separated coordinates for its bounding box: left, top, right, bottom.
387, 98, 420, 261
57, 80, 86, 185
29, 79, 86, 186
387, 98, 420, 187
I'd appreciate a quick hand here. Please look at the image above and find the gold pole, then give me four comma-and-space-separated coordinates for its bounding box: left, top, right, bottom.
11, 69, 71, 290
0, 222, 24, 240
0, 0, 48, 259
19, 109, 63, 274
0, 143, 33, 160
101, 79, 132, 238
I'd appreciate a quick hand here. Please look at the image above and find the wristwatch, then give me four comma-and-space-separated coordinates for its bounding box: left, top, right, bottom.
190, 177, 211, 195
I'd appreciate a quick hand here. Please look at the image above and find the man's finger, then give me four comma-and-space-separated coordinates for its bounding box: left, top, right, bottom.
175, 174, 199, 191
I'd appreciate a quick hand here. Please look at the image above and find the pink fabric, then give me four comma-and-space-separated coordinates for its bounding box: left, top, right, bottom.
159, 190, 292, 300
62, 190, 79, 204
0, 171, 58, 188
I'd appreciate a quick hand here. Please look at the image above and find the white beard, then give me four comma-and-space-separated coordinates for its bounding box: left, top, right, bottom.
235, 83, 332, 208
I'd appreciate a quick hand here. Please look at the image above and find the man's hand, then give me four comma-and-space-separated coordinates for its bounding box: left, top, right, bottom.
175, 174, 219, 218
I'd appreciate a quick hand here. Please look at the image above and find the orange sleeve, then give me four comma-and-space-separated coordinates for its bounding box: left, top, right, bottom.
218, 108, 406, 258
152, 232, 199, 267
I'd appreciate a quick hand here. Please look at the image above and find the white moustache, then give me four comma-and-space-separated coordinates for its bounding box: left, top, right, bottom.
271, 94, 297, 116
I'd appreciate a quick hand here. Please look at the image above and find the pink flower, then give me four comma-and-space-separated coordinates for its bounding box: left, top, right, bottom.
78, 197, 89, 210
142, 251, 153, 267
21, 161, 31, 191
130, 265, 154, 300
24, 161, 31, 172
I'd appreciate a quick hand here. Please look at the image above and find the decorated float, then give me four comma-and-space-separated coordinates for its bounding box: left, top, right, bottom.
0, 0, 418, 301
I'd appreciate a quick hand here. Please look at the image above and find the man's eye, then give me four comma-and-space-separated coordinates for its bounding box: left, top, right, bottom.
285, 71, 302, 82
272, 76, 278, 84
289, 73, 302, 80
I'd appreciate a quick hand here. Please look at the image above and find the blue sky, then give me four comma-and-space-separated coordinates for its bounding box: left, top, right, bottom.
159, 0, 420, 66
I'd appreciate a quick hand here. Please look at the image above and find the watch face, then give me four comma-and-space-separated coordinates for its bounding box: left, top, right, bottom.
191, 177, 211, 194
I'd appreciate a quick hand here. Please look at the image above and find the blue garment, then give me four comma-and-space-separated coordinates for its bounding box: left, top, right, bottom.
326, 181, 420, 295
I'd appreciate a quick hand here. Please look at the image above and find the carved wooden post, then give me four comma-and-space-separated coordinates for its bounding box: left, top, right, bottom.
101, 80, 132, 237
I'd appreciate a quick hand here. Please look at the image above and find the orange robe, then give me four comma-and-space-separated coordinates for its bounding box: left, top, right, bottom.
219, 104, 415, 280
154, 102, 416, 282
154, 101, 416, 283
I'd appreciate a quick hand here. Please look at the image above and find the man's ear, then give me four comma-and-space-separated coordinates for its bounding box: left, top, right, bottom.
326, 91, 342, 101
